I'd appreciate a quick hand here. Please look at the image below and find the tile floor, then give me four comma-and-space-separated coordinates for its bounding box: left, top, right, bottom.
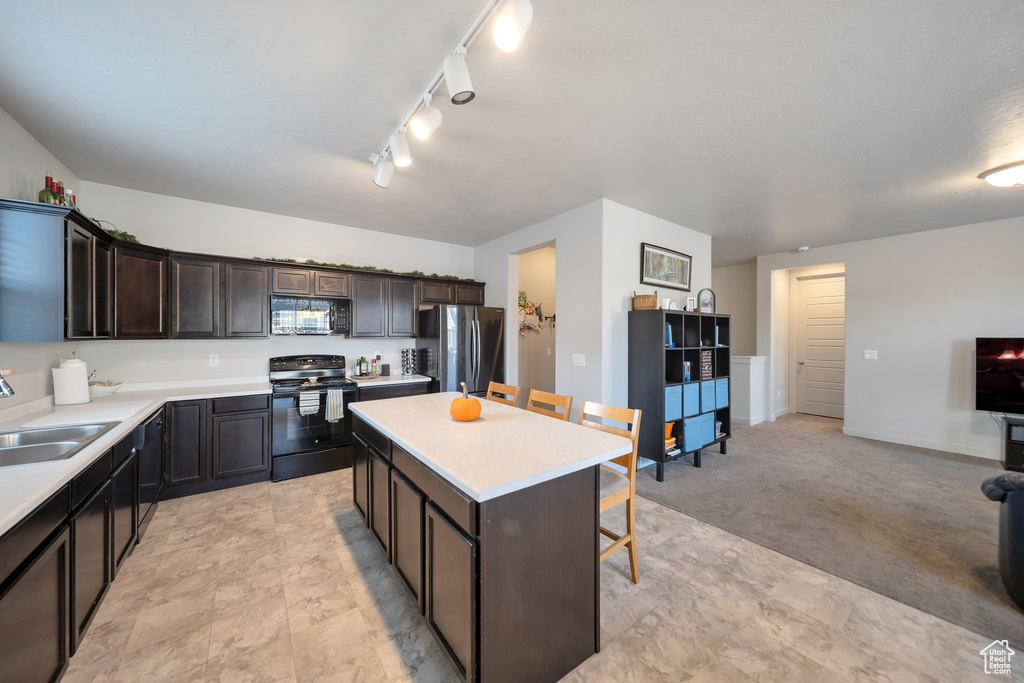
62, 469, 1015, 682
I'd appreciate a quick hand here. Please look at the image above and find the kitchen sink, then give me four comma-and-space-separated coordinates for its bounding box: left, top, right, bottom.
0, 422, 119, 467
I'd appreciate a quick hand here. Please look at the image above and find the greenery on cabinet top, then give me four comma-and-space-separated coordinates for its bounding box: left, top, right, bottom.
251, 257, 470, 281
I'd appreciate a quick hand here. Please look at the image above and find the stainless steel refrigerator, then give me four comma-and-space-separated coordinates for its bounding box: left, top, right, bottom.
416, 305, 505, 396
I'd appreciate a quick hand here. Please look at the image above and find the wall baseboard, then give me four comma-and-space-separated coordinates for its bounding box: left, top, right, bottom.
772, 408, 790, 420
733, 415, 766, 426
841, 426, 999, 461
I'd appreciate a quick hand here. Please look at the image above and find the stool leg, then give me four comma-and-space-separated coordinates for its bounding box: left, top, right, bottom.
626, 496, 639, 584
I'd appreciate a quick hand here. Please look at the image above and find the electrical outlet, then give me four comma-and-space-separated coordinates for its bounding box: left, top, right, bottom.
572, 353, 586, 367
546, 347, 552, 357
864, 350, 878, 360
374, 349, 381, 357
209, 354, 219, 367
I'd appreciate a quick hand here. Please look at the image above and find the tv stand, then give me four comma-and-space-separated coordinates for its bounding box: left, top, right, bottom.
1004, 416, 1024, 473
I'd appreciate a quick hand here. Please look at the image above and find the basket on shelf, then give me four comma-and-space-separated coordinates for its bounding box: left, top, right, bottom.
632, 291, 659, 311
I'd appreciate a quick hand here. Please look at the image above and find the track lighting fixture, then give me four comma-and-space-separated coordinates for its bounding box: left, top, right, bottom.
389, 131, 412, 167
443, 48, 475, 105
371, 153, 394, 189
492, 0, 533, 52
410, 94, 442, 141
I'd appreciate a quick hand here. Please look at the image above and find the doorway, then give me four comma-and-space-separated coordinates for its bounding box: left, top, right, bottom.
791, 273, 845, 419
517, 246, 556, 402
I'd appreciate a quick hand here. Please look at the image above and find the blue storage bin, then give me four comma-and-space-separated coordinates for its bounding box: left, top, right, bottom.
682, 415, 703, 452
682, 383, 700, 417
716, 378, 729, 408
700, 381, 717, 412
700, 412, 716, 447
665, 385, 682, 422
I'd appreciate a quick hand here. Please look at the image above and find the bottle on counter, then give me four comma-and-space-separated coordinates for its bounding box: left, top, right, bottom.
371, 358, 378, 375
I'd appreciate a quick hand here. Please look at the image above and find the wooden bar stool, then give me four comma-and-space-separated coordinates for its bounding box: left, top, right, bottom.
526, 389, 573, 422
485, 381, 521, 407
578, 400, 642, 583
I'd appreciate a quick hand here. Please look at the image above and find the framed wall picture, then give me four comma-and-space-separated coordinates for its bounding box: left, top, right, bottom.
640, 243, 692, 292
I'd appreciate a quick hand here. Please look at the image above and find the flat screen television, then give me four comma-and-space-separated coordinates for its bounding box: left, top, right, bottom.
976, 338, 1024, 414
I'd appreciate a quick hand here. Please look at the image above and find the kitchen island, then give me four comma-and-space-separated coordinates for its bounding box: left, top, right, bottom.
349, 392, 632, 683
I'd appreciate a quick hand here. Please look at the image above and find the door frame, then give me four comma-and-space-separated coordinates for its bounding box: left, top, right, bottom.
788, 269, 846, 420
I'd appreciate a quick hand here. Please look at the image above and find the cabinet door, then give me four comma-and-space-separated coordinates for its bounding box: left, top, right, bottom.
166, 400, 208, 487
313, 271, 350, 298
225, 263, 269, 337
389, 278, 418, 337
454, 284, 484, 306
369, 449, 391, 558
170, 256, 221, 338
0, 526, 70, 683
351, 275, 388, 337
111, 449, 138, 578
66, 223, 94, 339
70, 480, 111, 654
425, 502, 477, 681
114, 246, 168, 338
272, 268, 312, 295
94, 239, 112, 338
211, 412, 270, 479
352, 435, 370, 524
391, 469, 425, 612
139, 411, 165, 497
419, 280, 455, 304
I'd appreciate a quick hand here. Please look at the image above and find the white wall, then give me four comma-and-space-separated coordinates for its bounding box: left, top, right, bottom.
601, 200, 712, 408
756, 216, 1024, 460
712, 262, 756, 355
0, 104, 79, 202
517, 247, 556, 401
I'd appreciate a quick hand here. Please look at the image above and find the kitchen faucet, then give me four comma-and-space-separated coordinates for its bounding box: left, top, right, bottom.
0, 368, 13, 398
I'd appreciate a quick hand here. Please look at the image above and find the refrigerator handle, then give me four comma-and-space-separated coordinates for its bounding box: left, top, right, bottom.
474, 320, 481, 387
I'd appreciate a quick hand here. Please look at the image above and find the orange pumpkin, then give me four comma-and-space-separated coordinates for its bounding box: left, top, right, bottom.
450, 382, 482, 422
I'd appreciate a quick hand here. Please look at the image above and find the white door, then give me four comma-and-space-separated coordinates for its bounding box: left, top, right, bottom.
796, 276, 845, 418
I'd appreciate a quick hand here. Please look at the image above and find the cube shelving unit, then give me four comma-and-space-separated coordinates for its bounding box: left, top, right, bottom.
627, 310, 731, 482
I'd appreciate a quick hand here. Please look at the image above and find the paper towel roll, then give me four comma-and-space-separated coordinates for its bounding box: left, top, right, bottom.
53, 358, 90, 405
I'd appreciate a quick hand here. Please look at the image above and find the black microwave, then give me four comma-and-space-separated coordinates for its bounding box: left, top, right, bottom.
270, 296, 349, 335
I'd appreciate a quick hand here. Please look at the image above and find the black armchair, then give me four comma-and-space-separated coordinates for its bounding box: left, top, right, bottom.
983, 472, 1024, 610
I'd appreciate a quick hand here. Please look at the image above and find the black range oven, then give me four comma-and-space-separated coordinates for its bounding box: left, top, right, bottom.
269, 355, 358, 481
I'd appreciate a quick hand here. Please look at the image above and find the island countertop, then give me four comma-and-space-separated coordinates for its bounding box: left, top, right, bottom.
349, 391, 632, 502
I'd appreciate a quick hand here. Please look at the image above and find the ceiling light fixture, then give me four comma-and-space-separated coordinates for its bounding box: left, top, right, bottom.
492, 0, 533, 52
979, 160, 1024, 187
369, 0, 534, 188
409, 94, 442, 141
797, 246, 810, 253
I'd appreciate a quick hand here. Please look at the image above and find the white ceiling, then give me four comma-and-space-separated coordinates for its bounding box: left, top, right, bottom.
2, 1, 1024, 266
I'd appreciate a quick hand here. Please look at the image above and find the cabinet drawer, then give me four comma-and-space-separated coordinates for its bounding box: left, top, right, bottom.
71, 451, 112, 509
0, 486, 69, 588
354, 415, 391, 460
212, 394, 270, 414
393, 444, 477, 538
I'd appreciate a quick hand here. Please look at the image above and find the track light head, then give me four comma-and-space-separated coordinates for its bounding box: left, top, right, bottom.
372, 153, 394, 189
410, 95, 443, 141
443, 49, 475, 105
492, 0, 533, 52
389, 131, 412, 167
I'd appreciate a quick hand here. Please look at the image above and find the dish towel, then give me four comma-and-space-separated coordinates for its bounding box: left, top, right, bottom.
326, 389, 345, 423
298, 392, 320, 416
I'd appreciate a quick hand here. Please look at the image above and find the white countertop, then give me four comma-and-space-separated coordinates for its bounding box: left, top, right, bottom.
0, 380, 271, 538
348, 374, 431, 388
350, 392, 632, 502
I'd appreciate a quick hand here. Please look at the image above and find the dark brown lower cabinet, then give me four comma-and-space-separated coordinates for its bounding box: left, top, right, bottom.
110, 450, 138, 578
390, 470, 425, 612
166, 400, 207, 487
69, 481, 111, 654
369, 449, 391, 559
211, 412, 269, 478
425, 502, 477, 681
0, 526, 70, 683
352, 435, 369, 522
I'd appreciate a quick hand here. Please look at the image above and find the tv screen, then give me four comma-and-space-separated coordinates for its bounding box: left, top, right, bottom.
976, 338, 1024, 414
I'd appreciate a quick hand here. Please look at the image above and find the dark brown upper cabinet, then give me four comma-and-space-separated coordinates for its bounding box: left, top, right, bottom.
389, 277, 418, 337
66, 222, 113, 340
170, 256, 221, 338
314, 271, 350, 298
455, 283, 485, 306
272, 268, 313, 296
351, 274, 388, 338
224, 263, 268, 337
419, 280, 455, 304
114, 245, 168, 339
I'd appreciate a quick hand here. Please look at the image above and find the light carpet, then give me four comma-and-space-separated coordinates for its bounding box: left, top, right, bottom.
636, 413, 1024, 647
